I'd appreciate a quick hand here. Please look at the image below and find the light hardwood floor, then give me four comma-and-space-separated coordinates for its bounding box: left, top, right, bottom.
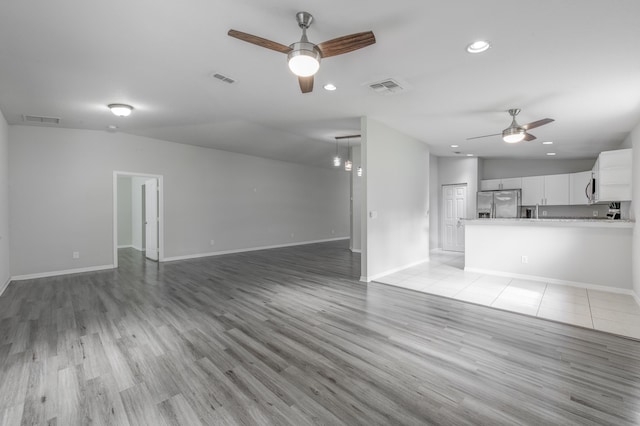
1, 241, 640, 425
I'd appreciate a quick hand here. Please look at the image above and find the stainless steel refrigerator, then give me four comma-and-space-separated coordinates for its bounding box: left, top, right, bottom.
477, 189, 521, 218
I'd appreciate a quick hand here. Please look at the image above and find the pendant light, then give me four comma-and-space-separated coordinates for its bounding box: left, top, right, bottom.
357, 166, 362, 177
344, 137, 353, 172
333, 138, 341, 167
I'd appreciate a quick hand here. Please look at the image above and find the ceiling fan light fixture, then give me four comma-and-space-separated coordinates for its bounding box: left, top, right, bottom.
108, 104, 133, 117
466, 40, 491, 53
288, 42, 321, 77
502, 127, 525, 143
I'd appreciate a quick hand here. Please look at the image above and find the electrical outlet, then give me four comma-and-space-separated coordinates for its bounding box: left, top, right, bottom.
542, 211, 547, 217
72, 251, 80, 259
331, 229, 335, 235
593, 210, 598, 217
210, 239, 215, 246
521, 255, 528, 264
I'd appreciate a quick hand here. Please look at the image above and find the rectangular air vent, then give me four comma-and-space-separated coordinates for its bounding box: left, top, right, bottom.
23, 115, 60, 125
368, 79, 404, 94
212, 73, 235, 84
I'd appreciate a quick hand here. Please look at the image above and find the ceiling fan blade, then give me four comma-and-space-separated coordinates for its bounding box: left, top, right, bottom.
316, 31, 376, 58
523, 133, 537, 141
522, 118, 554, 130
298, 76, 314, 93
466, 133, 501, 140
227, 29, 292, 54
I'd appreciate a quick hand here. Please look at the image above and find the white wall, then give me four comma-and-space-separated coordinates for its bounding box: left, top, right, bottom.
481, 158, 596, 179
623, 123, 640, 299
361, 118, 430, 281
9, 126, 350, 277
438, 157, 479, 221
429, 154, 439, 250
0, 112, 9, 293
117, 176, 133, 247
350, 145, 362, 252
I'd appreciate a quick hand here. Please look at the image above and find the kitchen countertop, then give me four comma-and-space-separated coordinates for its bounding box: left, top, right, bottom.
463, 218, 634, 228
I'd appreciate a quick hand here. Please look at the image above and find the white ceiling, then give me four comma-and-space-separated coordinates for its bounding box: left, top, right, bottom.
1, 0, 639, 168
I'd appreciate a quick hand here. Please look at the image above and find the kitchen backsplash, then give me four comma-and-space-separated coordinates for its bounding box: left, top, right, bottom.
520, 204, 611, 219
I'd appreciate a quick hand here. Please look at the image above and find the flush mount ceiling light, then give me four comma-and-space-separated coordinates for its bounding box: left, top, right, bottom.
466, 40, 491, 53
108, 104, 133, 117
323, 83, 337, 91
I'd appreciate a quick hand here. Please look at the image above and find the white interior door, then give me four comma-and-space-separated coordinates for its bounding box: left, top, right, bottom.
144, 179, 159, 261
442, 184, 467, 252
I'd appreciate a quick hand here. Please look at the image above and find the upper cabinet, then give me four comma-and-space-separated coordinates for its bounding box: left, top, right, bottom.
521, 176, 544, 205
569, 171, 592, 205
480, 177, 522, 191
521, 174, 569, 206
593, 148, 632, 202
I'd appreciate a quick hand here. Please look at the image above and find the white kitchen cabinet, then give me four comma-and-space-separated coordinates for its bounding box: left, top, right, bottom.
521, 174, 569, 205
521, 176, 544, 205
594, 148, 632, 202
480, 179, 501, 191
544, 174, 570, 205
501, 177, 522, 190
570, 171, 592, 205
480, 177, 522, 191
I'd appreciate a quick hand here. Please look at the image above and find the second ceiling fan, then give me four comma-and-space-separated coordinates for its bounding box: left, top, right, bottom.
228, 11, 376, 93
467, 109, 555, 143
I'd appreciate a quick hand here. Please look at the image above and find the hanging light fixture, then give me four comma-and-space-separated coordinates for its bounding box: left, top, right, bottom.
333, 138, 341, 167
357, 166, 362, 177
344, 137, 353, 172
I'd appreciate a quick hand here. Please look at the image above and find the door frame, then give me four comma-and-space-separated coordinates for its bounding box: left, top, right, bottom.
112, 171, 165, 268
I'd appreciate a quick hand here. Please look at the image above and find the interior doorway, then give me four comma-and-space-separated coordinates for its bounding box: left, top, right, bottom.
113, 171, 164, 268
442, 183, 467, 252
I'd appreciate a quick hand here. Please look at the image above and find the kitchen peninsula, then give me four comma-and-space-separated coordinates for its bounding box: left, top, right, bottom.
464, 219, 634, 293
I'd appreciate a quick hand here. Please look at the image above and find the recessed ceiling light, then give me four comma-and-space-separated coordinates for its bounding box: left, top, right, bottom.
546, 152, 556, 156
450, 144, 459, 148
466, 154, 473, 157
542, 141, 554, 145
108, 104, 133, 117
466, 40, 491, 53
323, 83, 337, 91
107, 125, 118, 131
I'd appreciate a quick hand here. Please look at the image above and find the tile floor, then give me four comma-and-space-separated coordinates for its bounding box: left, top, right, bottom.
375, 250, 640, 340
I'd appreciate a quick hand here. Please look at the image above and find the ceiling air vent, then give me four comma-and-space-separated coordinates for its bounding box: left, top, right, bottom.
368, 78, 404, 95
212, 73, 235, 84
22, 115, 60, 125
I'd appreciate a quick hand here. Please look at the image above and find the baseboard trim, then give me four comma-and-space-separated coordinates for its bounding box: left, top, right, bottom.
117, 244, 133, 249
0, 276, 10, 296
163, 237, 349, 263
350, 248, 362, 253
464, 267, 635, 296
12, 264, 115, 281
361, 256, 430, 283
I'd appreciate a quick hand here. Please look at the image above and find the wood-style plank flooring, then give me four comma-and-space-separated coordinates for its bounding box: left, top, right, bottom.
1, 240, 640, 425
